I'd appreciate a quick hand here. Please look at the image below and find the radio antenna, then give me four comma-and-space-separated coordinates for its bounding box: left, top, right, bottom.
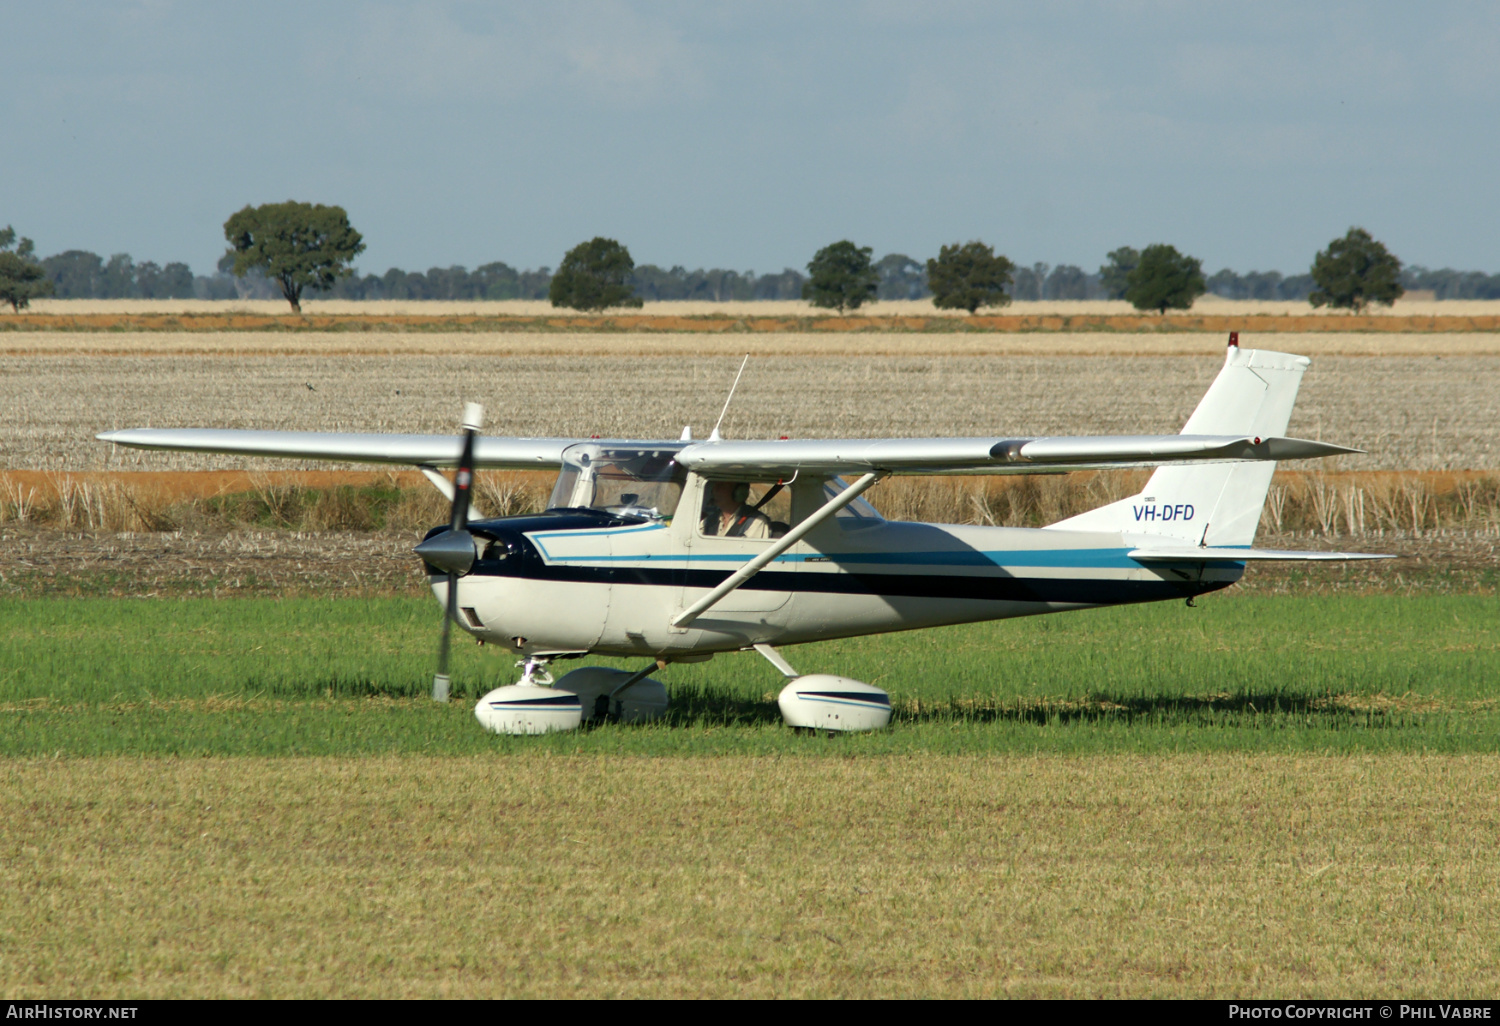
709, 354, 749, 442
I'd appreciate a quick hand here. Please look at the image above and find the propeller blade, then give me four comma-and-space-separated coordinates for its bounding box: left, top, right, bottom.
431, 404, 482, 705
433, 571, 456, 702
449, 402, 483, 530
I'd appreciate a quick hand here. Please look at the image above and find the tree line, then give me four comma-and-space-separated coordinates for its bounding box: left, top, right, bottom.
23, 244, 1480, 307
12, 242, 1329, 304
2, 200, 1495, 312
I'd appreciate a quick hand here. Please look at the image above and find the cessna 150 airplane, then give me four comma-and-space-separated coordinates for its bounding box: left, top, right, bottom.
98, 335, 1386, 734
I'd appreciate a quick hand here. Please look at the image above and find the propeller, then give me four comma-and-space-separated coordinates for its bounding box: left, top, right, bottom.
413, 402, 484, 703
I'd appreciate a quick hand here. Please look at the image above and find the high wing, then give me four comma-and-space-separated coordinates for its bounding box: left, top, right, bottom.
96, 428, 574, 469
97, 427, 1357, 476
673, 434, 1358, 478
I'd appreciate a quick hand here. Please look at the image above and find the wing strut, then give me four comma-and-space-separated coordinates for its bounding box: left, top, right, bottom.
671, 472, 882, 629
417, 464, 486, 520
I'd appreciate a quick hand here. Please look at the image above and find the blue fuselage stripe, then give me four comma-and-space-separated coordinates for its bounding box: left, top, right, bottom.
531, 547, 1202, 571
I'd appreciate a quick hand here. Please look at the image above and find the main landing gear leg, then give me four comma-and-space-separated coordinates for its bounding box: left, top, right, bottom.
752, 643, 799, 678
598, 659, 665, 720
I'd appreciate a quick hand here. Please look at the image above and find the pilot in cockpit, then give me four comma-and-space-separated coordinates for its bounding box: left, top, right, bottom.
700, 481, 772, 539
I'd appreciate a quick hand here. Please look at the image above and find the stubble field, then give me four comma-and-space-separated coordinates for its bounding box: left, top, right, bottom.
5, 341, 1500, 472
2, 325, 1498, 998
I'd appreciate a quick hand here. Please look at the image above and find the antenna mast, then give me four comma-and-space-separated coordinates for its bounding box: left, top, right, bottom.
709, 354, 749, 441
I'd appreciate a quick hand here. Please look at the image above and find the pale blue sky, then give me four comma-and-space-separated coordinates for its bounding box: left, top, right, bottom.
6, 1, 1498, 277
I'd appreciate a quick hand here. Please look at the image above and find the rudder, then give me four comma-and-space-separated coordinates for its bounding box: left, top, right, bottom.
1047, 341, 1311, 546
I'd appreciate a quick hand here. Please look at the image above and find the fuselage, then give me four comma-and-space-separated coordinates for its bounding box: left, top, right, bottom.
427, 507, 1242, 660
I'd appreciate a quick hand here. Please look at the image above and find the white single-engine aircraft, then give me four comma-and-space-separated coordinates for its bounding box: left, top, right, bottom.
100, 336, 1387, 734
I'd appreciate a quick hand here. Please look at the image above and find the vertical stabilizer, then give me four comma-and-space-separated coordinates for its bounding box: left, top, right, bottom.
1047, 340, 1311, 546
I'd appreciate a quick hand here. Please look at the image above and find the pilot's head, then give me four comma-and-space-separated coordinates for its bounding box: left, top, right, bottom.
710, 481, 750, 509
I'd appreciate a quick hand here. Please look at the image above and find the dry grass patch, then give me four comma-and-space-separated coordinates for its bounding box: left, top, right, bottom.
4, 470, 1496, 536
2, 754, 1498, 998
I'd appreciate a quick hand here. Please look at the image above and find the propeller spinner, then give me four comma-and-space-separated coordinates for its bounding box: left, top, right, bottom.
413, 402, 484, 703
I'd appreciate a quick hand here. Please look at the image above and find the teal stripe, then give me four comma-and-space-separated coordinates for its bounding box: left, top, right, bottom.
532, 523, 666, 558
538, 547, 1166, 570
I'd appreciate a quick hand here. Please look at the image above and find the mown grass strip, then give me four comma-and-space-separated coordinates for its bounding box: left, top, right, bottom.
2, 753, 1498, 997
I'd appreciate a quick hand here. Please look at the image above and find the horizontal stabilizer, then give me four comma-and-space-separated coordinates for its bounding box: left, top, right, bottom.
1128, 547, 1395, 562
1012, 435, 1359, 464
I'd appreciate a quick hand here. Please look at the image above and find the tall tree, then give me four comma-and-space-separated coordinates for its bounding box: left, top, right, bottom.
0, 227, 53, 312
926, 241, 1015, 313
223, 201, 365, 313
1098, 247, 1140, 300
1009, 266, 1041, 301
1030, 262, 1050, 298
549, 238, 643, 311
102, 254, 136, 298
803, 240, 879, 314
1045, 264, 1089, 300
40, 250, 105, 297
1309, 227, 1403, 312
753, 268, 807, 301
1124, 244, 1206, 313
874, 253, 930, 300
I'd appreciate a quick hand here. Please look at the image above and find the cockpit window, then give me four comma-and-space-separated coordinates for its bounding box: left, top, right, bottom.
548, 444, 687, 520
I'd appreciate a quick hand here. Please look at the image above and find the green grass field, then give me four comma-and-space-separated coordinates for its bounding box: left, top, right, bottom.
2, 592, 1497, 756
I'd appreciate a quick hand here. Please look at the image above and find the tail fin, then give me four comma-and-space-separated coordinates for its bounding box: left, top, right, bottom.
1048, 338, 1310, 546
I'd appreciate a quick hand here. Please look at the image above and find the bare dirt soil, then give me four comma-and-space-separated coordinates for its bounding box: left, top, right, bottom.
1, 526, 422, 597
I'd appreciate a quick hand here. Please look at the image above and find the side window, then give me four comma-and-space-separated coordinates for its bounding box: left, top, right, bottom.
824, 477, 884, 525
698, 481, 792, 540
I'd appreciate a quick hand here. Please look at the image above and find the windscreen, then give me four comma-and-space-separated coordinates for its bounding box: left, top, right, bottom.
548, 444, 687, 520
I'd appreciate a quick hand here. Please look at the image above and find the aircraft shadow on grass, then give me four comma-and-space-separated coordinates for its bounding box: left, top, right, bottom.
633, 686, 1409, 730
254, 680, 1409, 731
